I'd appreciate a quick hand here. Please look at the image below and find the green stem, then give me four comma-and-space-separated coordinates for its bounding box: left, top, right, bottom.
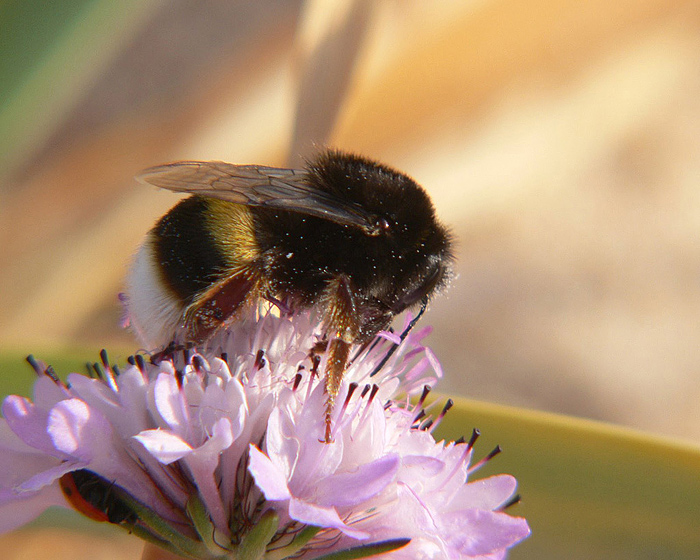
237, 510, 279, 560
186, 494, 231, 558
117, 489, 214, 559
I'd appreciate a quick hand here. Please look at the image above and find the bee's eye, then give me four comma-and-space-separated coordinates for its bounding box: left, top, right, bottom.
366, 216, 391, 236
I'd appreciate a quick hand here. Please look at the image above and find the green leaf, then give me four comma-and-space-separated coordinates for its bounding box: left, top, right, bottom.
434, 395, 700, 560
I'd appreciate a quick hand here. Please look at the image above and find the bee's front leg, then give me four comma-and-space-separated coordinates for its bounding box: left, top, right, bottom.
322, 275, 359, 443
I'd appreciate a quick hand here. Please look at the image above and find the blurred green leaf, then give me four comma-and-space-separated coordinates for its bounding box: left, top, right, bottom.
435, 396, 700, 559
0, 347, 131, 397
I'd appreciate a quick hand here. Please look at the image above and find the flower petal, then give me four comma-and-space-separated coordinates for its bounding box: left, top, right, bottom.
289, 497, 368, 540
315, 453, 399, 508
248, 445, 291, 501
47, 399, 112, 460
2, 396, 55, 453
451, 475, 518, 511
153, 373, 190, 436
0, 483, 67, 532
134, 429, 193, 464
183, 418, 234, 531
443, 509, 531, 556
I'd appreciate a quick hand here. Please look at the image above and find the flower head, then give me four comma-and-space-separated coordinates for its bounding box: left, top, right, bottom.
0, 308, 529, 559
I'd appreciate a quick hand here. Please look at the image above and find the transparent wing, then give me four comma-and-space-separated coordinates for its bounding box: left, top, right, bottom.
137, 161, 377, 231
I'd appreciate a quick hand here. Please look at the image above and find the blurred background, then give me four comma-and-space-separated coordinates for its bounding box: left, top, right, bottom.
2, 0, 700, 444
2, 2, 700, 559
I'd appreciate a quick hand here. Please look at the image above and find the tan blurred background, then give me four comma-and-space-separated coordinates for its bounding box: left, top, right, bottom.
2, 0, 700, 450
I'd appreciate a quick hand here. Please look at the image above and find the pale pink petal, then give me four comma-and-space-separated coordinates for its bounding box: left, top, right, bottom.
47, 399, 112, 460
1, 396, 55, 452
0, 483, 67, 532
183, 418, 234, 530
247, 445, 291, 501
452, 475, 518, 511
265, 408, 300, 477
315, 453, 399, 508
153, 373, 190, 436
112, 367, 152, 434
16, 462, 80, 492
443, 509, 531, 556
289, 498, 368, 540
134, 429, 193, 464
32, 376, 69, 409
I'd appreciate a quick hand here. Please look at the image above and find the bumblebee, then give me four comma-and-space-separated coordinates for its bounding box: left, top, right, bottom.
126, 149, 453, 441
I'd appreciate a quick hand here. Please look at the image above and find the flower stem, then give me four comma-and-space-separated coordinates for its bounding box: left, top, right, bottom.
237, 509, 279, 560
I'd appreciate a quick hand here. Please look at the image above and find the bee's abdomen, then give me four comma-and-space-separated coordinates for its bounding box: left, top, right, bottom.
152, 196, 231, 303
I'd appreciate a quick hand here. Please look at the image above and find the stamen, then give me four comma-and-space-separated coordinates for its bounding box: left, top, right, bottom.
369, 299, 427, 377
292, 373, 303, 391
99, 349, 119, 387
420, 419, 433, 431
430, 398, 453, 431
220, 352, 228, 364
191, 355, 205, 373
26, 355, 45, 376
412, 409, 426, 425
254, 350, 266, 370
92, 361, 106, 381
175, 368, 185, 388
135, 354, 147, 374
367, 384, 379, 405
347, 338, 374, 366
499, 494, 521, 511
343, 383, 359, 410
334, 384, 359, 436
467, 428, 480, 451
469, 445, 502, 474
93, 358, 118, 391
310, 355, 321, 379
99, 349, 110, 370
442, 429, 484, 487
85, 362, 97, 379
353, 384, 383, 432
417, 385, 432, 409
44, 364, 61, 385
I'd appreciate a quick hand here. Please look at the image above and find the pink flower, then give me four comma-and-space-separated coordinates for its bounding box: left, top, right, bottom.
0, 310, 529, 559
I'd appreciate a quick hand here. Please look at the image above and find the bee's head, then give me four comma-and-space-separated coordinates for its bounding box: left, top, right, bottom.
310, 149, 454, 306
